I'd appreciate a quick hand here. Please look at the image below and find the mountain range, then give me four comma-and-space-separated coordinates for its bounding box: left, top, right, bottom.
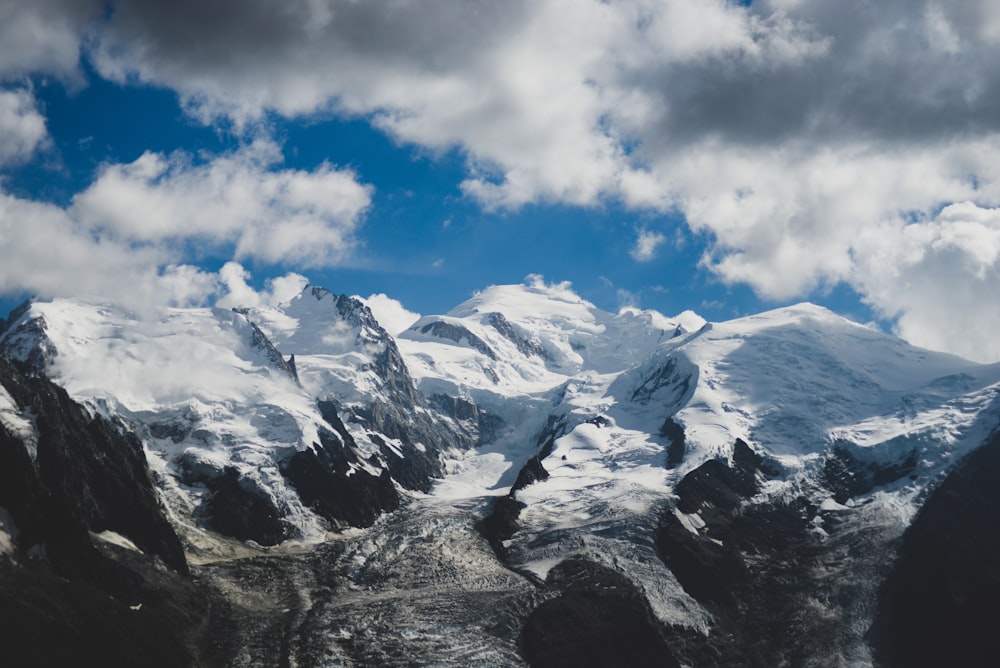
1, 281, 998, 666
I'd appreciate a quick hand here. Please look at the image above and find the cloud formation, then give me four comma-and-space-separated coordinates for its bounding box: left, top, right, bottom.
0, 140, 370, 308
7, 0, 1000, 358
0, 1, 92, 80
0, 190, 213, 307
852, 201, 1000, 362
359, 293, 421, 336
215, 262, 309, 310
631, 229, 667, 262
0, 89, 47, 167
73, 139, 370, 266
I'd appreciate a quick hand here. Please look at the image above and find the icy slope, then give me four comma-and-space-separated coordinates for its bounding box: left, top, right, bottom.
0, 291, 467, 554
0, 299, 339, 545
638, 302, 1000, 470
450, 292, 1000, 663
499, 298, 1000, 549
394, 282, 704, 497
3, 283, 997, 552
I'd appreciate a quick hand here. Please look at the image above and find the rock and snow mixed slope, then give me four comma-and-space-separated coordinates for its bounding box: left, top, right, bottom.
2, 278, 1000, 666
0, 288, 470, 556
393, 283, 1000, 663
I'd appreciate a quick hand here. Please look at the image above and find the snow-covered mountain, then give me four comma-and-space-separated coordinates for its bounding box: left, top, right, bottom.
2, 280, 999, 666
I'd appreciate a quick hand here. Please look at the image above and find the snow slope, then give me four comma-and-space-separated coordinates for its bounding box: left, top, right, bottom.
3, 280, 999, 585
393, 285, 1000, 632
0, 290, 462, 553
0, 299, 340, 546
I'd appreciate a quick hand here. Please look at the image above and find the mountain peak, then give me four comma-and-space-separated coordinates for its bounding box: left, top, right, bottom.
448, 280, 598, 323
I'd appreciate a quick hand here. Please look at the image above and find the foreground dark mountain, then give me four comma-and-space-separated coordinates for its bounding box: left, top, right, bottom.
2, 281, 999, 665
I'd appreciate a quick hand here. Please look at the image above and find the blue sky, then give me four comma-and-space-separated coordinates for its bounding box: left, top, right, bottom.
3, 1, 1000, 361
0, 52, 874, 325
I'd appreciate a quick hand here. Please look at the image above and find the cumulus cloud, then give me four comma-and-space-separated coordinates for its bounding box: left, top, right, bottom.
0, 139, 370, 308
359, 293, 421, 336
0, 89, 47, 167
9, 0, 1000, 357
630, 229, 667, 262
0, 190, 214, 307
852, 202, 1000, 362
0, 1, 94, 80
0, 190, 315, 313
72, 140, 371, 266
215, 262, 309, 310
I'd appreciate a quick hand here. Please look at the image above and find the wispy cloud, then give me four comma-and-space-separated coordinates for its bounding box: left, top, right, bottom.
630, 229, 667, 262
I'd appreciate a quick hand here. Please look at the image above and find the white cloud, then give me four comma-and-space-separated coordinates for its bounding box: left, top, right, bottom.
0, 138, 369, 310
0, 1, 93, 80
0, 89, 47, 167
72, 140, 371, 266
215, 262, 309, 310
652, 137, 1000, 300
8, 0, 1000, 358
630, 229, 667, 262
852, 202, 1000, 362
617, 288, 639, 309
0, 190, 214, 308
359, 293, 421, 336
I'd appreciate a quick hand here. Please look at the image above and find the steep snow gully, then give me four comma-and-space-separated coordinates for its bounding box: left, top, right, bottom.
2, 281, 1000, 666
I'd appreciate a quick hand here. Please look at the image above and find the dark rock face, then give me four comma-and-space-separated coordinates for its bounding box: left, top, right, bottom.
0, 358, 220, 666
283, 431, 399, 530
281, 401, 401, 527
430, 393, 505, 446
631, 356, 697, 406
480, 451, 550, 560
246, 318, 299, 383
673, 440, 761, 516
658, 442, 765, 610
536, 414, 568, 460
521, 558, 680, 668
0, 553, 214, 668
660, 416, 686, 468
487, 311, 549, 360
0, 303, 57, 373
873, 431, 1000, 668
313, 291, 476, 485
511, 455, 550, 493
821, 444, 918, 504
0, 419, 45, 549
479, 495, 524, 559
0, 358, 186, 573
204, 467, 290, 546
479, 432, 557, 562
479, 413, 563, 555
308, 287, 425, 408
353, 399, 446, 493
419, 319, 498, 360
301, 289, 476, 494
584, 414, 610, 428
655, 437, 912, 666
